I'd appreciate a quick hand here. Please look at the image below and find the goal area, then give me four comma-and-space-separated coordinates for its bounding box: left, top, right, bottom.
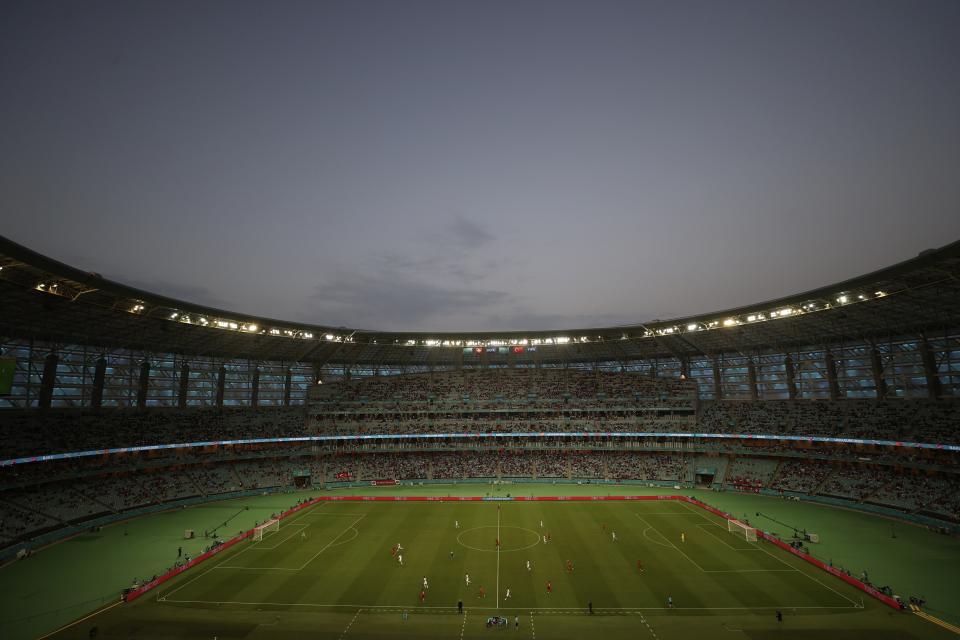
727, 518, 758, 542
252, 519, 280, 541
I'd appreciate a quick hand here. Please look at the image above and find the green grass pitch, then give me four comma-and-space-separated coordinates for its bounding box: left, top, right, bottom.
43, 497, 958, 639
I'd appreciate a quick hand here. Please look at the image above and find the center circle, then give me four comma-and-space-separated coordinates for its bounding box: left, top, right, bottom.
456, 526, 541, 552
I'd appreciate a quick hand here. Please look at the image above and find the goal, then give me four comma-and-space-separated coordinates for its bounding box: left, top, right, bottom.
252, 519, 280, 541
727, 518, 757, 542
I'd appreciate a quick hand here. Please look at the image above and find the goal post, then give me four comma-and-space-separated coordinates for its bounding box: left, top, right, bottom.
727, 518, 757, 542
252, 519, 280, 541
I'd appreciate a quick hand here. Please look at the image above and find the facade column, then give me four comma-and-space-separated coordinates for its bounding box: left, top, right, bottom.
91, 357, 107, 409
747, 359, 759, 400
712, 358, 723, 400
38, 352, 58, 409
784, 354, 798, 400
825, 352, 840, 400
920, 338, 942, 399
137, 360, 150, 409
870, 346, 888, 400
178, 361, 190, 409
251, 367, 261, 407
216, 365, 226, 408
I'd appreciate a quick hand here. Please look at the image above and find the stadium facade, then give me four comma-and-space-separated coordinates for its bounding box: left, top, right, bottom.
2, 235, 959, 408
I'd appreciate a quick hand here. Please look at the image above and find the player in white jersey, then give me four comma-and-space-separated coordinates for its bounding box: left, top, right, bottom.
611, 531, 617, 542
465, 573, 471, 586
398, 554, 403, 566
423, 576, 429, 590
526, 560, 531, 572
455, 520, 460, 529
504, 588, 511, 600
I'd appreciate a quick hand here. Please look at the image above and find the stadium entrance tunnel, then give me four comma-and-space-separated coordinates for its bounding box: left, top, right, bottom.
456, 525, 541, 552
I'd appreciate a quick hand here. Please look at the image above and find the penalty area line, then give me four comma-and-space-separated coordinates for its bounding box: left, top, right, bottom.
677, 500, 860, 607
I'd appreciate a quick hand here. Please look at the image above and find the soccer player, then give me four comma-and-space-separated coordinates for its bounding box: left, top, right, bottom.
496, 538, 500, 549
546, 580, 552, 596
526, 560, 531, 572
423, 576, 429, 590
479, 585, 486, 599
681, 532, 686, 543
465, 573, 471, 586
667, 596, 673, 608
546, 532, 551, 543
540, 520, 544, 528
420, 589, 426, 603
455, 520, 460, 529
611, 531, 617, 542
398, 554, 403, 566
566, 559, 574, 573
543, 535, 547, 544
391, 544, 398, 556
637, 559, 644, 573
450, 550, 454, 560
504, 588, 511, 600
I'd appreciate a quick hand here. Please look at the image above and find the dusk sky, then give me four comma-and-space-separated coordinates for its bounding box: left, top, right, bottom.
2, 1, 959, 332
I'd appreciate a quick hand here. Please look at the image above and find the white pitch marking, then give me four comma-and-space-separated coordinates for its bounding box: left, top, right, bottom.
253, 523, 309, 550
636, 516, 706, 572
677, 501, 859, 606
159, 599, 861, 611
695, 523, 762, 552
496, 506, 501, 610
297, 515, 366, 571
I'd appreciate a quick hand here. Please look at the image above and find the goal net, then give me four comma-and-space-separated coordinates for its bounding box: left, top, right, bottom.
727, 518, 757, 542
252, 519, 280, 541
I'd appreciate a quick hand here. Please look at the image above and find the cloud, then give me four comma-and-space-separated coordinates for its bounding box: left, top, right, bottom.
423, 216, 497, 250
306, 267, 511, 330
115, 276, 227, 308
482, 308, 661, 332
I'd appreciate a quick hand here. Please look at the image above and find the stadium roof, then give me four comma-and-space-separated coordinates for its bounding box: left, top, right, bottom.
2, 234, 959, 367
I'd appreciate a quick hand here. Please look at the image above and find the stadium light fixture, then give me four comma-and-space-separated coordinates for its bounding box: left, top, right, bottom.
686, 323, 698, 331
837, 295, 849, 304
723, 318, 737, 327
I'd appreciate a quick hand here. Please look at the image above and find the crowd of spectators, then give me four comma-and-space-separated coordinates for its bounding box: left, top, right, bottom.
2, 449, 959, 549
2, 382, 957, 464
0, 407, 306, 459
699, 399, 960, 444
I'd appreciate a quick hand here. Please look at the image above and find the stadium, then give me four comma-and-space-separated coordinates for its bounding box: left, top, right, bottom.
1, 234, 959, 640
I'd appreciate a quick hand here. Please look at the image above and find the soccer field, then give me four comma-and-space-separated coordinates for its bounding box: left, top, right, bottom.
46, 497, 958, 639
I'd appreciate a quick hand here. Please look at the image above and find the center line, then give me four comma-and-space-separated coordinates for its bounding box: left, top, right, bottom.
496, 506, 501, 609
